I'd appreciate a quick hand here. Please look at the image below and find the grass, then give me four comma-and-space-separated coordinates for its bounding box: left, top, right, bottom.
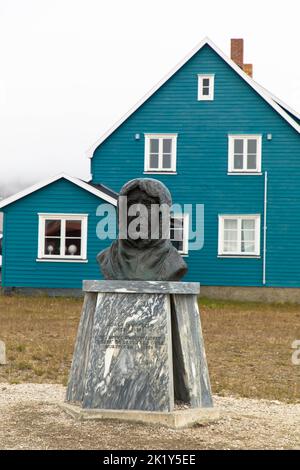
0, 294, 299, 402
0, 295, 81, 385
201, 297, 300, 402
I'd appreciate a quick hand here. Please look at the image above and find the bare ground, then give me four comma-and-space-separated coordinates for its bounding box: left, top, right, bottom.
0, 383, 300, 450
0, 295, 300, 449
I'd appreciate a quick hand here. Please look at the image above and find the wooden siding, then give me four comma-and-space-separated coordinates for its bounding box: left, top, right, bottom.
91, 44, 300, 287
1, 179, 112, 288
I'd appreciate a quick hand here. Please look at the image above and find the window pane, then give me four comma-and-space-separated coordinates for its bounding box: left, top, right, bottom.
247, 154, 257, 170
66, 220, 81, 238
163, 139, 172, 154
242, 220, 255, 253
247, 139, 257, 154
149, 154, 159, 168
234, 139, 244, 154
170, 217, 184, 249
241, 242, 255, 253
65, 238, 81, 256
44, 238, 60, 255
234, 154, 243, 169
242, 219, 255, 230
202, 78, 210, 87
242, 230, 255, 242
171, 229, 183, 242
162, 154, 171, 169
202, 87, 209, 96
150, 139, 159, 153
224, 230, 237, 242
223, 241, 238, 253
45, 220, 61, 237
224, 219, 237, 230
172, 240, 183, 252
171, 217, 183, 230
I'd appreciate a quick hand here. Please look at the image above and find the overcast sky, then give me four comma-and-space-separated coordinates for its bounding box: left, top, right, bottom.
0, 0, 299, 196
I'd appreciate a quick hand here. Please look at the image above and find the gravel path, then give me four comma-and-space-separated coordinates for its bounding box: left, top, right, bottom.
0, 383, 300, 450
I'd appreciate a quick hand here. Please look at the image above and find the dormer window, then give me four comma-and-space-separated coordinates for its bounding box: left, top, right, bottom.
198, 74, 215, 101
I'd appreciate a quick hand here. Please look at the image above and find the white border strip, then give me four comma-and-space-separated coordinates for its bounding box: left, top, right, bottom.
0, 173, 118, 209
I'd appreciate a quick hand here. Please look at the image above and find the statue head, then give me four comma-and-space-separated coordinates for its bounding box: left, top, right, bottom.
118, 178, 172, 249
97, 178, 188, 281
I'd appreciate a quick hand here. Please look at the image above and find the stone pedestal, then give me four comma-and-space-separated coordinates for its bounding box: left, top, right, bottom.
66, 281, 213, 420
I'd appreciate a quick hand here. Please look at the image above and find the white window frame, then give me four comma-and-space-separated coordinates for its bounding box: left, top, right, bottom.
198, 74, 215, 101
144, 134, 177, 173
228, 135, 262, 174
218, 214, 261, 257
170, 213, 189, 255
37, 213, 88, 261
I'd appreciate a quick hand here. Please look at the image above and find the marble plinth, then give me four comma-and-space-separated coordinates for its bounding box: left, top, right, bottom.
60, 403, 219, 429
66, 281, 213, 414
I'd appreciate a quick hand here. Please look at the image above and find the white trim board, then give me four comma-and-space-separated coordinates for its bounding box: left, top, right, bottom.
86, 37, 300, 159
254, 81, 300, 121
0, 173, 118, 209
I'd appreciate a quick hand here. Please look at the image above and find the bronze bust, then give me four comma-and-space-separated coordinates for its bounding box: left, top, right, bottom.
97, 178, 188, 281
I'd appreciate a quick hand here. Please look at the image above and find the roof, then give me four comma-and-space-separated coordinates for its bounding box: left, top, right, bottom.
87, 181, 119, 200
86, 37, 300, 158
0, 173, 118, 209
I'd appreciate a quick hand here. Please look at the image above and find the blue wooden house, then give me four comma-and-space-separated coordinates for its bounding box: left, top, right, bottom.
1, 37, 300, 298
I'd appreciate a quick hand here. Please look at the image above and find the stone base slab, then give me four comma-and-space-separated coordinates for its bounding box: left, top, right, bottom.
60, 402, 219, 429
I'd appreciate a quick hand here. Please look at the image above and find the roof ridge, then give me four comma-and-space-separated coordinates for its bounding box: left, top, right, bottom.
86, 37, 300, 159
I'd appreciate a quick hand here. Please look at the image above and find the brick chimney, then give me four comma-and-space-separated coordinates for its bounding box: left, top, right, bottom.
231, 38, 253, 77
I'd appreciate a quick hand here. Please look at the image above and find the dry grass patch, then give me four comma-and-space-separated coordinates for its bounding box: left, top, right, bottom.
0, 295, 81, 385
0, 294, 299, 403
200, 298, 300, 403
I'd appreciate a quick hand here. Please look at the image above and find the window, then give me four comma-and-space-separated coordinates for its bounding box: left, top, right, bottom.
144, 134, 177, 172
198, 74, 215, 101
170, 214, 189, 255
228, 135, 262, 173
218, 215, 260, 256
38, 214, 88, 261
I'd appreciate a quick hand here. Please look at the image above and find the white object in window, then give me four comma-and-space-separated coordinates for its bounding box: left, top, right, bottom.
198, 74, 215, 101
218, 215, 260, 256
228, 135, 262, 173
38, 214, 88, 260
144, 134, 177, 172
170, 214, 189, 255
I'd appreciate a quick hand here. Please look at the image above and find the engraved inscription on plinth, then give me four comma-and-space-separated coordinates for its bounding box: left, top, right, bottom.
82, 292, 174, 412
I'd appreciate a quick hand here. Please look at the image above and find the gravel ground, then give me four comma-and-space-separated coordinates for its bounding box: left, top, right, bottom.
0, 383, 300, 450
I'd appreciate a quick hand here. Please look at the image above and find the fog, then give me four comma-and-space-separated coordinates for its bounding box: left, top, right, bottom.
0, 0, 299, 197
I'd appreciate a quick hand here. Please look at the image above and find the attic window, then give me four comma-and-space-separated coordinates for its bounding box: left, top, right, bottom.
198, 74, 215, 101
37, 214, 88, 261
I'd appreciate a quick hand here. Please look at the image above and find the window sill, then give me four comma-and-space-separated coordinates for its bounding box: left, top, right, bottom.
144, 171, 177, 175
227, 172, 262, 176
218, 255, 261, 259
36, 258, 88, 263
